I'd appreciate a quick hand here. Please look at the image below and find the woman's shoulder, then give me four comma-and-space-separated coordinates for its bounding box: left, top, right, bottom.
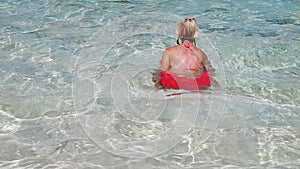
163, 46, 179, 55
191, 46, 205, 55
165, 45, 179, 51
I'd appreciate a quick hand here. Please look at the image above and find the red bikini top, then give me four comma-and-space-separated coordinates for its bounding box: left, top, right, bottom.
182, 40, 200, 71
183, 40, 193, 48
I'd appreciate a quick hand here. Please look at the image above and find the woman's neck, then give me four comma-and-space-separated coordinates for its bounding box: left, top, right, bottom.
180, 38, 196, 46
182, 40, 194, 48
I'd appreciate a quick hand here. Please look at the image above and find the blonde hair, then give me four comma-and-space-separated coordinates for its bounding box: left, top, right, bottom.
177, 18, 199, 43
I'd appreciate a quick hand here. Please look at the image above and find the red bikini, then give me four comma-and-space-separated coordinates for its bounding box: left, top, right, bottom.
159, 70, 211, 90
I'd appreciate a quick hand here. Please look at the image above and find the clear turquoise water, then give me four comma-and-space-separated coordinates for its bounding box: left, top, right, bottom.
0, 0, 299, 168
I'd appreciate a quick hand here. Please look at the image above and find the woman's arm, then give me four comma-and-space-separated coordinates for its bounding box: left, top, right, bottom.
160, 50, 170, 71
197, 49, 215, 74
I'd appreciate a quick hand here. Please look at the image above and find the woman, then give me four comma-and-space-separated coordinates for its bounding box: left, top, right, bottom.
153, 18, 215, 90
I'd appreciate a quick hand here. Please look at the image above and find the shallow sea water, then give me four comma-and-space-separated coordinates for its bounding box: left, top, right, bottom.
0, 0, 299, 168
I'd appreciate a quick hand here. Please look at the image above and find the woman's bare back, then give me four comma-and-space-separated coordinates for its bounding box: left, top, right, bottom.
160, 40, 208, 78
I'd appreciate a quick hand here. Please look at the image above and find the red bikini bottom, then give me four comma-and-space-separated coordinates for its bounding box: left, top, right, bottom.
159, 71, 211, 90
